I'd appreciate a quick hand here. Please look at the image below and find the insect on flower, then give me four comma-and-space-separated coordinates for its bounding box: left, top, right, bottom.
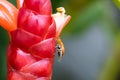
54, 7, 66, 60
56, 38, 65, 60
0, 0, 71, 79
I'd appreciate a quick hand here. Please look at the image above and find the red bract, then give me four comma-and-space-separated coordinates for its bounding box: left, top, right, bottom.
23, 0, 52, 15
8, 0, 55, 79
0, 0, 71, 80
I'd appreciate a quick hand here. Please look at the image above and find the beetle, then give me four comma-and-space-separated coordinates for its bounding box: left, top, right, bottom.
56, 38, 65, 60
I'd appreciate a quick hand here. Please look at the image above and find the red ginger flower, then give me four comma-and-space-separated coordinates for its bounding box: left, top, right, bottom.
0, 0, 71, 80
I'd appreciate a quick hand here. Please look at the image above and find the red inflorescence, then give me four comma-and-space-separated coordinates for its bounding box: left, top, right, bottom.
7, 0, 56, 80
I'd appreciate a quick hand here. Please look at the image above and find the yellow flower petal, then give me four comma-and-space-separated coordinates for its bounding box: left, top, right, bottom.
17, 0, 24, 9
52, 7, 71, 38
0, 0, 18, 32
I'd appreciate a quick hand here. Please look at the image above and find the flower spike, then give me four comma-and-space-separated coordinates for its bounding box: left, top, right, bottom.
0, 0, 71, 80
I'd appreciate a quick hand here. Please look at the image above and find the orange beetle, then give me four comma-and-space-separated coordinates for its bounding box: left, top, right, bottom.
56, 38, 65, 60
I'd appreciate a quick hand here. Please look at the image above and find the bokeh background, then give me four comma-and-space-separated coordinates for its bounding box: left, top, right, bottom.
0, 0, 120, 80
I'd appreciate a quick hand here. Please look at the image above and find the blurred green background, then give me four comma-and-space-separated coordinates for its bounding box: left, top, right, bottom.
0, 0, 120, 80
